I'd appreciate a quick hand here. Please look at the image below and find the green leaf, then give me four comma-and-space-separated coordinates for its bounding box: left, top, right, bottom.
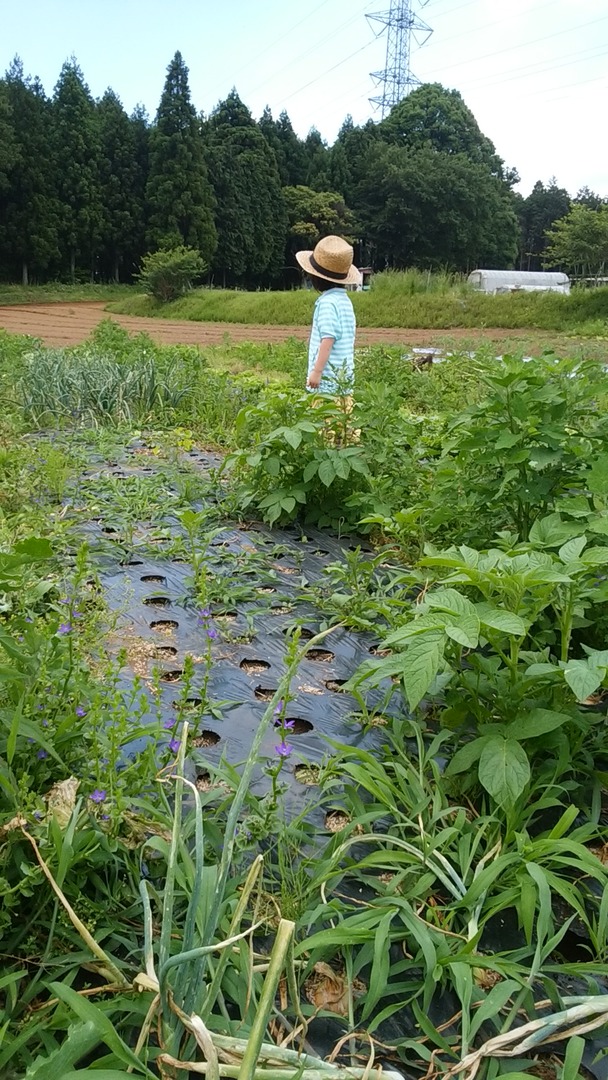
14, 537, 54, 559
468, 978, 520, 1042
558, 536, 587, 563
581, 545, 608, 565
529, 514, 579, 548
317, 459, 336, 487
48, 984, 154, 1076
264, 455, 281, 477
280, 496, 296, 514
283, 427, 302, 450
445, 735, 492, 776
402, 630, 445, 710
302, 460, 319, 482
426, 588, 477, 618
507, 708, 571, 740
245, 451, 262, 467
563, 659, 605, 701
561, 1035, 586, 1080
478, 737, 530, 806
333, 455, 351, 480
445, 614, 480, 649
476, 603, 527, 637
494, 431, 522, 449
58, 1072, 134, 1079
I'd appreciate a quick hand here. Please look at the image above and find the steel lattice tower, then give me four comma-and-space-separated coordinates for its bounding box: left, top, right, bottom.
368, 0, 432, 118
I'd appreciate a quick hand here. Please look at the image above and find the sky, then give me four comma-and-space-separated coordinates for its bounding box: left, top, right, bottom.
1, 0, 607, 197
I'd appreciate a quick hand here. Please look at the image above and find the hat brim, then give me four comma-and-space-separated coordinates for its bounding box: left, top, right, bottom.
296, 249, 360, 287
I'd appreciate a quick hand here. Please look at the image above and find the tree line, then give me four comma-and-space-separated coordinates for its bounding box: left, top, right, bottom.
0, 51, 606, 288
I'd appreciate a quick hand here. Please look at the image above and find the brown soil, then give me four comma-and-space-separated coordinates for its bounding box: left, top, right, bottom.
0, 300, 588, 350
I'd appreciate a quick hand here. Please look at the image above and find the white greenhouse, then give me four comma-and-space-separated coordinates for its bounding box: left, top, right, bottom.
467, 270, 570, 295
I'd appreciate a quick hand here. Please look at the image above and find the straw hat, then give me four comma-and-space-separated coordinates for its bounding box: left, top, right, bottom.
296, 235, 360, 287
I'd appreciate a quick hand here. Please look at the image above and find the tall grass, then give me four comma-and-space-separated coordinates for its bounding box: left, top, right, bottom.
0, 283, 132, 305
108, 273, 608, 331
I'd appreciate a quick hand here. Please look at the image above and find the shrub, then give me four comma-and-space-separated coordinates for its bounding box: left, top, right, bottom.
137, 245, 206, 303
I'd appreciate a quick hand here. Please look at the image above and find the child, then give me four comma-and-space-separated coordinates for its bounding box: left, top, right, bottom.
296, 236, 359, 397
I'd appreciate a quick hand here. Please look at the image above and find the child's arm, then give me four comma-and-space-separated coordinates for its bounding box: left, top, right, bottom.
307, 336, 335, 389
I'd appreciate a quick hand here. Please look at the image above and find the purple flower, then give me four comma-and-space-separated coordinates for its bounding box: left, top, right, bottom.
101, 813, 110, 821
168, 738, 181, 753
90, 789, 106, 803
282, 720, 295, 730
57, 622, 72, 635
36, 704, 44, 711
36, 749, 48, 760
274, 742, 293, 758
206, 627, 218, 640
25, 617, 33, 624
274, 700, 284, 715
198, 608, 211, 622
163, 719, 176, 730
75, 706, 86, 717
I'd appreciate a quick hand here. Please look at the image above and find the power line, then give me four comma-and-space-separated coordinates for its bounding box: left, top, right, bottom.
281, 37, 379, 107
457, 41, 608, 93
234, 0, 335, 77
431, 12, 608, 77
242, 1, 375, 100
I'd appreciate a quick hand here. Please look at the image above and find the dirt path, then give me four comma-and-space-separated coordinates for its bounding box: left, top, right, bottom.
0, 300, 588, 351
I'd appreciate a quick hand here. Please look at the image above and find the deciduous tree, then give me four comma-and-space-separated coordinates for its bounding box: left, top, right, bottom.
543, 204, 608, 277
519, 179, 570, 270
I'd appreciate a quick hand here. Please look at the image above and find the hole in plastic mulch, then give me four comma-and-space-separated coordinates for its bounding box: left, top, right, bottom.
325, 679, 347, 693
143, 596, 172, 607
283, 626, 314, 641
369, 644, 391, 657
325, 809, 352, 832
161, 669, 183, 683
173, 697, 202, 711
274, 718, 314, 735
141, 574, 167, 586
307, 649, 334, 663
240, 659, 271, 674
254, 686, 277, 702
192, 730, 221, 747
154, 645, 178, 659
294, 764, 321, 785
150, 619, 179, 634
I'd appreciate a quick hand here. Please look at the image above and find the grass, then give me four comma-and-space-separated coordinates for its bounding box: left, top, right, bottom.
0, 282, 132, 305
106, 271, 608, 332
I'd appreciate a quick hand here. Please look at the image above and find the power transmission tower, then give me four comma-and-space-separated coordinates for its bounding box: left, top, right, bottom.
368, 0, 432, 118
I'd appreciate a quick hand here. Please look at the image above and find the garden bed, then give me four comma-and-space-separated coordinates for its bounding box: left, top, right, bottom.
1, 325, 607, 1078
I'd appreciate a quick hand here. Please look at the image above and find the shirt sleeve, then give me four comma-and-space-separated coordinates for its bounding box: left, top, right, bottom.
315, 296, 341, 341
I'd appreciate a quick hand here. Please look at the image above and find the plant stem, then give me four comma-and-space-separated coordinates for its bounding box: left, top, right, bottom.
237, 919, 295, 1080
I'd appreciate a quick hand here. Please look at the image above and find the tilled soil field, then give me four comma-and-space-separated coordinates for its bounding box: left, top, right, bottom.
0, 300, 582, 351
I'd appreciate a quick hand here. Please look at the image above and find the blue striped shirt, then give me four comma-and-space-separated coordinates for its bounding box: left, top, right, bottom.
307, 288, 356, 394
